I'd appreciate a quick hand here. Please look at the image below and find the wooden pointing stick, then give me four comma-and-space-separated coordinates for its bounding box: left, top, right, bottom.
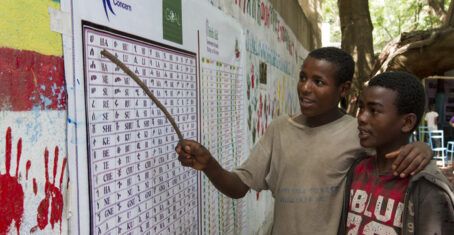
100, 49, 184, 141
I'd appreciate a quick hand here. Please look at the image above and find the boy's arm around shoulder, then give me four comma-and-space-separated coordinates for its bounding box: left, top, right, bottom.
385, 141, 432, 178
176, 139, 249, 199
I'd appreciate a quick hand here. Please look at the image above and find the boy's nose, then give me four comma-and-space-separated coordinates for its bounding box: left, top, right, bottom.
300, 81, 312, 94
357, 111, 368, 124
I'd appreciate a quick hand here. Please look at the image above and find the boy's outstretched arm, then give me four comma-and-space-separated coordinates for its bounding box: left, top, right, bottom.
385, 141, 432, 177
175, 139, 249, 199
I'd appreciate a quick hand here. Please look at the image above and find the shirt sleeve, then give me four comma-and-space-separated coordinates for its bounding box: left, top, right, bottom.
232, 118, 278, 191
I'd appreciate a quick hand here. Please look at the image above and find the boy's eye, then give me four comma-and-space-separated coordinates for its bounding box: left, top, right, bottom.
370, 108, 380, 115
315, 80, 325, 86
299, 75, 307, 82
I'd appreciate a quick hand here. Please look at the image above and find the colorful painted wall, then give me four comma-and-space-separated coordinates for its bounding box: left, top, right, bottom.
0, 0, 69, 234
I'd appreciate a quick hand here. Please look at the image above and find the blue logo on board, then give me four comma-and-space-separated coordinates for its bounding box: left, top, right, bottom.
102, 0, 132, 21
102, 0, 116, 20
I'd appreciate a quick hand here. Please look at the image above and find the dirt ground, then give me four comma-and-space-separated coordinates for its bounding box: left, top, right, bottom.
440, 166, 454, 187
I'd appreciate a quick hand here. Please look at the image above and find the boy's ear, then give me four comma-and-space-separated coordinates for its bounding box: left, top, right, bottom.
401, 113, 418, 133
339, 81, 352, 97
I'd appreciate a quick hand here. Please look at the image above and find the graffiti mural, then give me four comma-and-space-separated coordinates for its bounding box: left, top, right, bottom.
0, 0, 69, 234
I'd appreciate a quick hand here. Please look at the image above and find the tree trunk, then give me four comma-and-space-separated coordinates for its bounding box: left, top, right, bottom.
338, 0, 375, 115
444, 0, 454, 27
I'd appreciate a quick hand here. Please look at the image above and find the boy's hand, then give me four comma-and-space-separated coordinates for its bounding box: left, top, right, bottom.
385, 141, 431, 178
175, 139, 212, 171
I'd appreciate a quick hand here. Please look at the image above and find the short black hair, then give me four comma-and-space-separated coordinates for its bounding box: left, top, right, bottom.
307, 47, 355, 85
368, 71, 426, 130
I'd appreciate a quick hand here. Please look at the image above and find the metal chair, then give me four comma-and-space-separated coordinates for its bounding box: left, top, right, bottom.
429, 130, 447, 167
418, 126, 430, 145
446, 141, 454, 167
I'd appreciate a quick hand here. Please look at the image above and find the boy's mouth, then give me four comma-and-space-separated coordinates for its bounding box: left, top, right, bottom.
299, 97, 315, 107
358, 127, 371, 139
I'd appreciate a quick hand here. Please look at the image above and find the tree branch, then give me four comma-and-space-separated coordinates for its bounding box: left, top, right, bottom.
372, 27, 454, 76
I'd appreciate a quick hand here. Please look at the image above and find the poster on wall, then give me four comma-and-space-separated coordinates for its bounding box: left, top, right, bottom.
199, 1, 308, 233
190, 2, 248, 234
82, 22, 199, 234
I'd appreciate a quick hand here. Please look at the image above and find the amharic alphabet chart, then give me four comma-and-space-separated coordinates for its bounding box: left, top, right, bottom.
83, 23, 199, 235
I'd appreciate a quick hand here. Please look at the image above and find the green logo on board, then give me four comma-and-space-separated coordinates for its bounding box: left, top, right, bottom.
163, 0, 182, 44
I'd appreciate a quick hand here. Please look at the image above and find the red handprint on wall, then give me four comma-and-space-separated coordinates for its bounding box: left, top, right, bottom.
0, 127, 24, 235
32, 146, 67, 233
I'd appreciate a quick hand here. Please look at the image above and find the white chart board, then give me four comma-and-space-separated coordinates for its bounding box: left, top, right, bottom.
82, 22, 199, 234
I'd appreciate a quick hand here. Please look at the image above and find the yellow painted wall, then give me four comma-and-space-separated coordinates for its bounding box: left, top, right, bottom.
0, 0, 62, 56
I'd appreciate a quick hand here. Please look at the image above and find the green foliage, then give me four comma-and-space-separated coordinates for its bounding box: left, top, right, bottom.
320, 0, 450, 53
369, 0, 446, 53
320, 0, 341, 42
